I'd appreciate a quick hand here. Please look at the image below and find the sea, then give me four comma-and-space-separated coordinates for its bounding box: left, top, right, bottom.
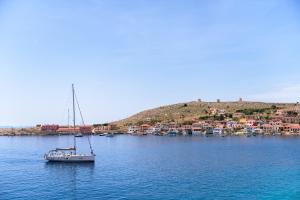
1, 135, 300, 200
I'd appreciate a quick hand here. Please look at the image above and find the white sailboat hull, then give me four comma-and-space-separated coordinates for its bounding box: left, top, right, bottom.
45, 154, 95, 162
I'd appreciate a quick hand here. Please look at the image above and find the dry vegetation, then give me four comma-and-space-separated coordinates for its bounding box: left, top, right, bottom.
0, 127, 41, 136
115, 101, 296, 128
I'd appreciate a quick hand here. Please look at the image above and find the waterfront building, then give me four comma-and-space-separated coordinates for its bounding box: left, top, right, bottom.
109, 124, 119, 130
140, 124, 151, 133
253, 128, 264, 135
282, 116, 300, 124
289, 124, 300, 134
128, 126, 139, 134
57, 126, 80, 134
215, 122, 225, 128
93, 125, 109, 133
246, 119, 257, 127
269, 120, 283, 128
161, 123, 171, 131
213, 128, 224, 135
262, 124, 272, 134
168, 122, 178, 129
79, 126, 93, 134
150, 126, 161, 133
192, 123, 202, 135
41, 124, 59, 132
226, 121, 238, 128
262, 124, 279, 134
282, 124, 292, 133
178, 125, 192, 131
93, 124, 119, 133
202, 122, 212, 129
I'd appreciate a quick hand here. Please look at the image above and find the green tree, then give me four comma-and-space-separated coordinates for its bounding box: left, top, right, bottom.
219, 114, 225, 121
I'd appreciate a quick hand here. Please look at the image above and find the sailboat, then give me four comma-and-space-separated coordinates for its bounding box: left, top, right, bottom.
44, 84, 96, 162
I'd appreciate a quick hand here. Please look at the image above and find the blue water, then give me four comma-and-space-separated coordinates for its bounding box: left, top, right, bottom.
1, 135, 300, 200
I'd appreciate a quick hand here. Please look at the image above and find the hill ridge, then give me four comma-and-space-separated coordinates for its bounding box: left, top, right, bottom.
115, 100, 297, 127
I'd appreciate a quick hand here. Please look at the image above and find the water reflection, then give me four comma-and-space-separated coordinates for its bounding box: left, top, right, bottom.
44, 162, 95, 169
44, 162, 95, 199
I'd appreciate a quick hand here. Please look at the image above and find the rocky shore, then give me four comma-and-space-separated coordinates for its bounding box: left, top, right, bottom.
0, 128, 76, 136
0, 128, 40, 136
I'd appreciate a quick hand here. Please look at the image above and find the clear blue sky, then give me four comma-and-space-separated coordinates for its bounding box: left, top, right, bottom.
0, 0, 300, 126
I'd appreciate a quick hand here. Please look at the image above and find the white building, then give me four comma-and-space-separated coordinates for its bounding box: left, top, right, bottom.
128, 126, 139, 134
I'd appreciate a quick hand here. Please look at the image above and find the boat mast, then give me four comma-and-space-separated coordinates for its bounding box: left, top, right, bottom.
74, 91, 94, 155
68, 108, 70, 128
72, 84, 76, 154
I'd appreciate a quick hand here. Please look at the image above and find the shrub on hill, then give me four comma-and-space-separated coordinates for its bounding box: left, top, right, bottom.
236, 108, 271, 115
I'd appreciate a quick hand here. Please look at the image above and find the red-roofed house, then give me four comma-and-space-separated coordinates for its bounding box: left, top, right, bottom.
262, 124, 274, 133
140, 124, 151, 132
79, 126, 92, 134
289, 124, 300, 134
168, 122, 178, 129
41, 124, 59, 132
246, 119, 257, 127
57, 127, 80, 133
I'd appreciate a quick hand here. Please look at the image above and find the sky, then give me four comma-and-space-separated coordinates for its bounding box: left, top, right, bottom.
0, 0, 300, 126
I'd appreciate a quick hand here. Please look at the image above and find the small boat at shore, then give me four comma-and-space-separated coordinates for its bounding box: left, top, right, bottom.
167, 129, 178, 136
75, 133, 83, 137
213, 128, 224, 136
106, 133, 114, 137
44, 84, 95, 163
153, 131, 160, 136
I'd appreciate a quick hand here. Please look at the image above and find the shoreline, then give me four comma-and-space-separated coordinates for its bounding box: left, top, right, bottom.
3, 125, 300, 137
2, 130, 300, 137
0, 128, 125, 136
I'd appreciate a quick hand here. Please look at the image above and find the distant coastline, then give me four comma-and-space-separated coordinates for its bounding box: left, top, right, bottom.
2, 128, 300, 137
3, 100, 300, 137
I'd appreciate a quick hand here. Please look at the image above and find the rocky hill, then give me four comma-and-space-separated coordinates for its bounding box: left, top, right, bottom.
115, 101, 297, 128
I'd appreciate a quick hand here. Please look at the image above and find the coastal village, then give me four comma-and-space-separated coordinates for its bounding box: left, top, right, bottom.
3, 99, 300, 137
125, 99, 300, 137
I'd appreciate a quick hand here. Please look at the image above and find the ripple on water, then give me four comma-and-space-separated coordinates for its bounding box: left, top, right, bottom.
1, 136, 300, 200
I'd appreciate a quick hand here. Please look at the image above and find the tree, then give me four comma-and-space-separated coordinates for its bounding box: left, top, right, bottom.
233, 117, 239, 122
287, 111, 298, 117
199, 116, 209, 120
219, 114, 225, 121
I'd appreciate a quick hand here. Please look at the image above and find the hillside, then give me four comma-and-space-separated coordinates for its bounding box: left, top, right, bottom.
115, 101, 297, 128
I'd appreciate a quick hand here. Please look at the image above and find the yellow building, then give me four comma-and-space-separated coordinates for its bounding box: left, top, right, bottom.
239, 118, 247, 124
